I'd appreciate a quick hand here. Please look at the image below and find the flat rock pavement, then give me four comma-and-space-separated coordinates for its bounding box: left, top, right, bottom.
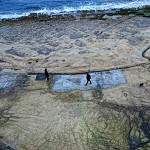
0, 64, 150, 150
0, 16, 150, 73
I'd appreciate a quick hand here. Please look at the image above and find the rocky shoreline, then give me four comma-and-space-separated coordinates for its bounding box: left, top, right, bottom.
0, 8, 150, 150
0, 6, 150, 23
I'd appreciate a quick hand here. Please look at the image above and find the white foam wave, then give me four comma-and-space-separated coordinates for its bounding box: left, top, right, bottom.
0, 13, 30, 19
75, 0, 150, 11
0, 0, 150, 19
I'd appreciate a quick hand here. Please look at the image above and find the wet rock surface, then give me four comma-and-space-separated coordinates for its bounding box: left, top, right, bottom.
52, 69, 126, 92
0, 73, 17, 89
0, 120, 15, 150
0, 73, 29, 98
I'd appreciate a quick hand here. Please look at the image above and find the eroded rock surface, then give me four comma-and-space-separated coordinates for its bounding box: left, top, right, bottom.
0, 16, 149, 73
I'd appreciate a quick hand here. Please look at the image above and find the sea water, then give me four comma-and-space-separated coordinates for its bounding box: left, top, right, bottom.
0, 0, 150, 19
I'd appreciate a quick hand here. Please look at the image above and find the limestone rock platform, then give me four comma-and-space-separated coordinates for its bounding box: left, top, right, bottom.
0, 14, 150, 149
0, 64, 150, 150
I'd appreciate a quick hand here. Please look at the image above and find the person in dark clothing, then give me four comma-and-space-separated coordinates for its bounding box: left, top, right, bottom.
139, 83, 144, 87
85, 72, 92, 86
45, 68, 49, 80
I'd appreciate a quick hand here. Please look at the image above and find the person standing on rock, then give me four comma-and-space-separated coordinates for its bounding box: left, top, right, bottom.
45, 68, 49, 80
85, 72, 92, 86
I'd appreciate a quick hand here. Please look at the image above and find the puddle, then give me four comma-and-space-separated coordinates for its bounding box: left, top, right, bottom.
0, 70, 126, 94
0, 72, 29, 98
0, 27, 9, 33
0, 73, 17, 89
36, 74, 46, 80
52, 69, 127, 92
